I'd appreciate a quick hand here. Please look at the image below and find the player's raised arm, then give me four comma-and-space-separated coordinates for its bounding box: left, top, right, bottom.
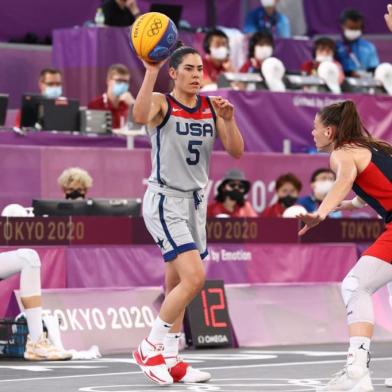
133, 60, 167, 125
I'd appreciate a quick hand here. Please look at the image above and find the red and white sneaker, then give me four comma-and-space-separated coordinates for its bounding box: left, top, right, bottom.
132, 338, 173, 385
167, 356, 211, 383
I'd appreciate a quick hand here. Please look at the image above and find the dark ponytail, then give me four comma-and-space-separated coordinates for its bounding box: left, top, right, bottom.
318, 100, 392, 155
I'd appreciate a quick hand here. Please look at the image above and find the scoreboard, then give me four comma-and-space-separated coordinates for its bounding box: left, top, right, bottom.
184, 280, 233, 348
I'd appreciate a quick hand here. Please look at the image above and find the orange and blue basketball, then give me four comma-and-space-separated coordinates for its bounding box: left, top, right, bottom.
130, 12, 178, 62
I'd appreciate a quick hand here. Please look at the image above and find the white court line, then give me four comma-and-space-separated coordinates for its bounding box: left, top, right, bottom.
0, 356, 391, 384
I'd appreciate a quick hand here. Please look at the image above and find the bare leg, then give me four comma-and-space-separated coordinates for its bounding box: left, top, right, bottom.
164, 262, 184, 334
159, 250, 205, 324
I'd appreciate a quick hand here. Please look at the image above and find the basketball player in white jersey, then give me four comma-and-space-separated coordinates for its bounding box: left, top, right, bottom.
0, 249, 71, 360
132, 46, 244, 385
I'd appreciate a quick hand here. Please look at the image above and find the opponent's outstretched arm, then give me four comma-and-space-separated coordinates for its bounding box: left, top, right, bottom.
298, 150, 358, 235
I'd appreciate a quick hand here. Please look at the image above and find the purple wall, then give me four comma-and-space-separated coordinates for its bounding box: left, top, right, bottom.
0, 0, 99, 43
0, 45, 52, 108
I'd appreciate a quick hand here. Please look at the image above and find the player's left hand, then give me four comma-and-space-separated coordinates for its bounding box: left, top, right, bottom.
385, 4, 392, 32
297, 212, 325, 236
212, 96, 234, 121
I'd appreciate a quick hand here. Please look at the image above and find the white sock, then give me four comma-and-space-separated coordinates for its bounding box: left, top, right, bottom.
349, 336, 371, 351
25, 307, 44, 343
147, 316, 173, 345
164, 333, 181, 367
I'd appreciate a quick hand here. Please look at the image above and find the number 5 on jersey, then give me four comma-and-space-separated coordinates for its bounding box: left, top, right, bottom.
187, 140, 203, 165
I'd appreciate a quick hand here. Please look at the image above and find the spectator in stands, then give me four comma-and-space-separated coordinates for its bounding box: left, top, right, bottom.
301, 37, 344, 83
240, 30, 274, 73
261, 173, 302, 217
15, 68, 64, 127
201, 29, 234, 88
88, 64, 134, 129
102, 0, 140, 27
244, 0, 291, 38
207, 169, 257, 218
38, 68, 63, 99
57, 167, 93, 200
336, 9, 380, 77
298, 168, 342, 218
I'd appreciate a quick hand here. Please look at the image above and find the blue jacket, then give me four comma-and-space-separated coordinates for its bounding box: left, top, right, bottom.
244, 7, 291, 38
298, 195, 342, 219
336, 37, 379, 73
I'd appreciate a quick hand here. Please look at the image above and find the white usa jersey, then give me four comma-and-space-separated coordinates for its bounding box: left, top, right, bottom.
148, 94, 217, 192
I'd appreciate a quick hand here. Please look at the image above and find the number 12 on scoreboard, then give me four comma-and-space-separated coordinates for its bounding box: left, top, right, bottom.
184, 280, 233, 348
201, 288, 228, 328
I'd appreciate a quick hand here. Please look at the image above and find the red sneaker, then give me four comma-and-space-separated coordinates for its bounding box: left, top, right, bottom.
132, 338, 173, 385
167, 356, 211, 383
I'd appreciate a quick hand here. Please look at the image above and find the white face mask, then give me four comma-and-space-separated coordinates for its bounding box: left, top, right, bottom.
344, 29, 362, 41
316, 54, 333, 63
314, 180, 334, 198
261, 0, 275, 7
210, 46, 229, 61
255, 45, 273, 61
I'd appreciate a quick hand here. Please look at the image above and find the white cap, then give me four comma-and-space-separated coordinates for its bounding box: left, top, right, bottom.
282, 205, 308, 218
1, 204, 29, 217
317, 61, 341, 94
261, 57, 286, 92
375, 63, 392, 95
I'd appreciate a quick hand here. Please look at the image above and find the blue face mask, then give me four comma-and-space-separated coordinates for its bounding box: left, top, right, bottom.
113, 82, 129, 97
44, 86, 62, 99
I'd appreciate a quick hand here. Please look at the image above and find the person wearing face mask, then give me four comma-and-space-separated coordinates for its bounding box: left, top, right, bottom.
15, 68, 64, 127
102, 0, 140, 27
88, 64, 134, 129
240, 30, 274, 73
57, 167, 93, 200
38, 68, 64, 99
261, 173, 302, 217
298, 168, 342, 218
301, 37, 344, 84
207, 169, 257, 218
201, 29, 234, 88
335, 9, 380, 77
244, 0, 291, 38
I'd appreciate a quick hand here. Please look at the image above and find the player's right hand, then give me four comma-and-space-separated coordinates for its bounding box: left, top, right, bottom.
141, 58, 168, 72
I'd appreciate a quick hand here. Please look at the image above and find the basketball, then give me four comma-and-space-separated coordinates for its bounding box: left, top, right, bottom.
130, 12, 178, 62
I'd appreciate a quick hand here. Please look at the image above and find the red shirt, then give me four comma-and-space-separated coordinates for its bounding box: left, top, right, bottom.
207, 201, 258, 218
261, 202, 285, 218
300, 60, 318, 75
88, 94, 129, 129
202, 56, 226, 83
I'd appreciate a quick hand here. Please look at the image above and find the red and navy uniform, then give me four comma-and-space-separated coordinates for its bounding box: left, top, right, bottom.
353, 148, 392, 262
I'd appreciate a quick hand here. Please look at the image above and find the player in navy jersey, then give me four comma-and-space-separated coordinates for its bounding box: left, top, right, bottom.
131, 46, 244, 385
298, 100, 392, 391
